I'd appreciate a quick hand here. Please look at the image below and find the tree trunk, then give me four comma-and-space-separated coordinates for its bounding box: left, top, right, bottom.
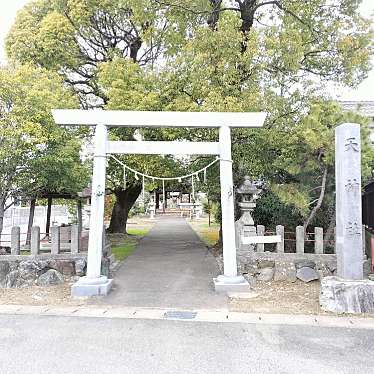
0, 200, 5, 244
45, 196, 53, 237
26, 198, 36, 246
108, 184, 142, 233
324, 210, 336, 248
77, 199, 83, 234
303, 166, 328, 232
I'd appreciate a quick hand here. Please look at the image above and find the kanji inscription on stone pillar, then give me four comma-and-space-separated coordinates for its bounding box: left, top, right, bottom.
335, 123, 363, 280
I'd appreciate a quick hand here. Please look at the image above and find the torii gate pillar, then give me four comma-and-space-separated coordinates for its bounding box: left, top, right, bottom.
213, 126, 249, 292
71, 123, 113, 296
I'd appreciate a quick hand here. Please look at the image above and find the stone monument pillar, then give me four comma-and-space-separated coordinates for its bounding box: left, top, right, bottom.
335, 123, 363, 280
320, 123, 374, 314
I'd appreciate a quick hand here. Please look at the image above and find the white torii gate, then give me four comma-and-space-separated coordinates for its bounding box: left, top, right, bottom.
52, 109, 267, 296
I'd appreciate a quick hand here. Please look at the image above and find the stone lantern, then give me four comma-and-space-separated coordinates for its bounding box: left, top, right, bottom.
235, 176, 262, 250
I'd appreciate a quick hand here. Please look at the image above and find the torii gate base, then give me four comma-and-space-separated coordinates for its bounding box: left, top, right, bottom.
52, 110, 266, 297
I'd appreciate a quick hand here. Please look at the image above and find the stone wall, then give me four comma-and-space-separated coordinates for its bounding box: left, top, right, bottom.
217, 252, 340, 284
0, 255, 87, 288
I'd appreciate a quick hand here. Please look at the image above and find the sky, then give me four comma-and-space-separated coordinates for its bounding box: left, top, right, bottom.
0, 0, 373, 101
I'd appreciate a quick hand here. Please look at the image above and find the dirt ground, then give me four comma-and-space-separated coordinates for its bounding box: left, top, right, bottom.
229, 280, 322, 315
0, 283, 86, 306
229, 280, 374, 318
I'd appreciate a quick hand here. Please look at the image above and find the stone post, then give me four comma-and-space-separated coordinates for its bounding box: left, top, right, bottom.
276, 225, 284, 253
71, 224, 80, 254
31, 226, 40, 255
335, 123, 363, 280
51, 226, 60, 255
314, 227, 324, 254
257, 225, 265, 252
11, 226, 20, 255
296, 226, 304, 254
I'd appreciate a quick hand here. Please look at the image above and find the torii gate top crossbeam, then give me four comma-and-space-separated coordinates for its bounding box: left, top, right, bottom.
52, 109, 267, 128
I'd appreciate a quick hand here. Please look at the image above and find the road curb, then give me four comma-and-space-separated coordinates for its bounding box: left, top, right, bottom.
0, 304, 373, 329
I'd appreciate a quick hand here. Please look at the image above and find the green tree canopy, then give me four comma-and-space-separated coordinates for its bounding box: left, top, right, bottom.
0, 63, 86, 236
6, 0, 373, 233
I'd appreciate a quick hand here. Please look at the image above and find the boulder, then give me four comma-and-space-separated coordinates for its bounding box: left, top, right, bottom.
316, 263, 332, 279
18, 260, 44, 277
243, 273, 256, 287
295, 260, 316, 269
54, 260, 76, 276
320, 276, 374, 313
0, 262, 10, 287
0, 248, 9, 255
257, 260, 275, 269
257, 267, 274, 282
75, 258, 87, 276
37, 269, 64, 286
296, 267, 319, 282
101, 257, 110, 277
5, 270, 27, 288
273, 262, 297, 282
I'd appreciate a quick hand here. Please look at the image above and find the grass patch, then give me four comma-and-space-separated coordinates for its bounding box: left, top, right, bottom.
111, 226, 151, 262
127, 228, 149, 236
188, 219, 220, 247
198, 229, 220, 246
111, 241, 138, 262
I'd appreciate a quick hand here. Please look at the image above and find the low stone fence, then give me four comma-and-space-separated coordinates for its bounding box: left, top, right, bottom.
248, 225, 334, 254
232, 225, 371, 284
0, 225, 112, 288
231, 225, 339, 283
8, 225, 82, 255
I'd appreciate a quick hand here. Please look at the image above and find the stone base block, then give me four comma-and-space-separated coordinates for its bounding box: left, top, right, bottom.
213, 275, 251, 293
71, 275, 113, 297
320, 276, 374, 314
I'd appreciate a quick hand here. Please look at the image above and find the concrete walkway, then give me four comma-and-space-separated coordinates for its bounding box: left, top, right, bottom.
98, 216, 227, 309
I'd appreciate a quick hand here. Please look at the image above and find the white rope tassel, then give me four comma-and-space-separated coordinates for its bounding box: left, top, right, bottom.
204, 168, 207, 183
123, 166, 127, 189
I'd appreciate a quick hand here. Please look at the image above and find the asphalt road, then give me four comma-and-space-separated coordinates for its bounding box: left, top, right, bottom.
0, 314, 372, 374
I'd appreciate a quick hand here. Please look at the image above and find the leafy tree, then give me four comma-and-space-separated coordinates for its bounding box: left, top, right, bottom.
7, 0, 373, 234
6, 0, 197, 106
0, 64, 83, 238
6, 0, 198, 233
155, 0, 373, 230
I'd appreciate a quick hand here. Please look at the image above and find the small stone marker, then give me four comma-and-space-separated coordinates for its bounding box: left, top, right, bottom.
335, 123, 363, 280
